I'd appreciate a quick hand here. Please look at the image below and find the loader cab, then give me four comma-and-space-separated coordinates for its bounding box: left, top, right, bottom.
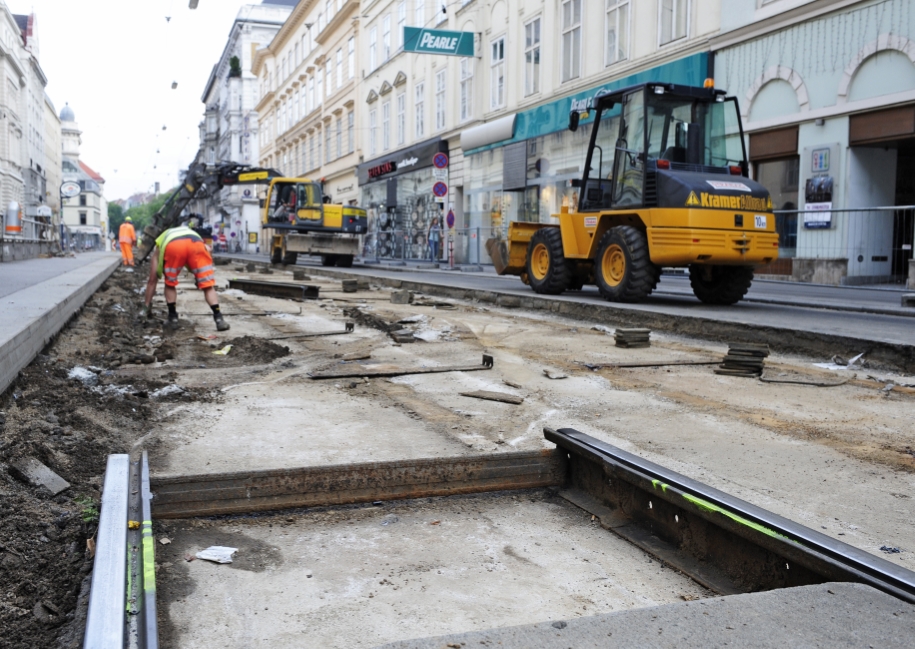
263, 179, 324, 226
572, 83, 748, 212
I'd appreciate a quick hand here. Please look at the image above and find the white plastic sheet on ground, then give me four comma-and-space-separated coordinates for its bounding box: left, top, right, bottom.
195, 546, 238, 564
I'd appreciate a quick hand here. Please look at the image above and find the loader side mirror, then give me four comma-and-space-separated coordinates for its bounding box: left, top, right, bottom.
568, 111, 580, 132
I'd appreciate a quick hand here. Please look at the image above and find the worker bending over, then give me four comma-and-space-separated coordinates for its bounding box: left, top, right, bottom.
118, 217, 137, 266
144, 225, 230, 331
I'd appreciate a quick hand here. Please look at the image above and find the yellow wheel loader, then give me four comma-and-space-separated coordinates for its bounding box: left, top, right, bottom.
491, 82, 778, 305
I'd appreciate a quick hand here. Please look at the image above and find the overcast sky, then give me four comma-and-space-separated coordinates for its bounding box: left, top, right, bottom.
10, 0, 255, 201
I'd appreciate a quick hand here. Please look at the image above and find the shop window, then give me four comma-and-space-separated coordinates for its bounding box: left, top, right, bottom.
755, 157, 799, 255
396, 93, 406, 145
561, 0, 581, 82
524, 18, 540, 97
460, 59, 473, 122
383, 101, 391, 150
415, 0, 424, 26
348, 111, 355, 153
369, 26, 377, 71
490, 37, 505, 109
659, 0, 688, 45
370, 109, 377, 156
606, 0, 629, 65
383, 14, 391, 62
415, 82, 425, 139
435, 70, 446, 131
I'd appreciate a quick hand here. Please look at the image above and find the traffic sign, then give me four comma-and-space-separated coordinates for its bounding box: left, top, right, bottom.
433, 152, 449, 169
446, 209, 455, 229
433, 182, 448, 198
432, 167, 448, 181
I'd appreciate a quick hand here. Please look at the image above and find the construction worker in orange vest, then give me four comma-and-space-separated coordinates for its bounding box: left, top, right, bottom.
118, 217, 137, 266
144, 225, 229, 331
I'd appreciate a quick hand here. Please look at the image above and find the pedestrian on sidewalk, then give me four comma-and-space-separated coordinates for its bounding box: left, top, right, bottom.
427, 216, 442, 261
144, 225, 230, 331
118, 217, 137, 266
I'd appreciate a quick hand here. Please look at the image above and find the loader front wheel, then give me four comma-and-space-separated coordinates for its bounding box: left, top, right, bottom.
689, 265, 754, 305
282, 251, 298, 265
335, 255, 354, 268
321, 254, 337, 267
526, 228, 570, 295
595, 226, 657, 303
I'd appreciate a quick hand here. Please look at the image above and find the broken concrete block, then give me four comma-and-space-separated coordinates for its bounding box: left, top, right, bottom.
8, 457, 70, 495
342, 279, 358, 293
259, 267, 274, 275
293, 270, 310, 281
391, 290, 413, 305
390, 329, 415, 343
356, 279, 371, 290
245, 263, 256, 272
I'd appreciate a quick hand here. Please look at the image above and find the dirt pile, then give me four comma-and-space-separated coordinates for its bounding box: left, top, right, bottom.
0, 264, 205, 649
220, 336, 290, 364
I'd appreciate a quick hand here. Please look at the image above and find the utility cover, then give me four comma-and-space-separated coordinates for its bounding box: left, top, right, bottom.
403, 27, 476, 57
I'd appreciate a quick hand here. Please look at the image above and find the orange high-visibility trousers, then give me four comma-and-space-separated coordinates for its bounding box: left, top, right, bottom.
162, 238, 216, 289
120, 242, 134, 266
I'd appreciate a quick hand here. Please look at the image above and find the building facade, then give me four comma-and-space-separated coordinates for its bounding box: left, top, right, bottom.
59, 104, 107, 249
355, 0, 721, 263
197, 0, 295, 252
254, 0, 362, 208
713, 0, 915, 284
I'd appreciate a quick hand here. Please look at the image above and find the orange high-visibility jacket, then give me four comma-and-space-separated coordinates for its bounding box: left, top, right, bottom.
119, 222, 136, 244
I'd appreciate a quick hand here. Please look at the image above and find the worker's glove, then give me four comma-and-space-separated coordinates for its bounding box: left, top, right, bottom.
145, 304, 154, 319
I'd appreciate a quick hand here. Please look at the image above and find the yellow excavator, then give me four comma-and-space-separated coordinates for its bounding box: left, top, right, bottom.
137, 153, 366, 268
490, 81, 778, 304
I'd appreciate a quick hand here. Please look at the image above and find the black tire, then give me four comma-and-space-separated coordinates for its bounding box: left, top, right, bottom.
689, 265, 754, 305
282, 251, 298, 265
594, 226, 657, 303
335, 255, 354, 268
526, 228, 571, 295
270, 247, 282, 264
321, 255, 337, 267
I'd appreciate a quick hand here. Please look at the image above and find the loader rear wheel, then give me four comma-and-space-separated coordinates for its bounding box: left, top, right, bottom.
689, 265, 754, 305
526, 228, 570, 295
335, 255, 354, 268
321, 254, 337, 267
594, 226, 657, 303
282, 251, 298, 265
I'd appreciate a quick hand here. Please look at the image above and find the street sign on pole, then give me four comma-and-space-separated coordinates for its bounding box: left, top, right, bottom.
433, 182, 448, 198
403, 27, 477, 57
433, 152, 449, 169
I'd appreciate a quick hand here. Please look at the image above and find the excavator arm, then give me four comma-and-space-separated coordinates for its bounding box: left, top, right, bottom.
136, 152, 282, 261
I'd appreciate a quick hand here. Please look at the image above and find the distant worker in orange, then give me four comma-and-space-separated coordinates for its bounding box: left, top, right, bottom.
118, 216, 137, 266
144, 225, 230, 331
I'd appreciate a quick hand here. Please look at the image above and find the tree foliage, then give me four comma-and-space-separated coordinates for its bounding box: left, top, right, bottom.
108, 190, 176, 238
107, 202, 125, 233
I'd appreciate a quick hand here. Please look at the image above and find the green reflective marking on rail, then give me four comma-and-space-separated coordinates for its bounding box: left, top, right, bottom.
651, 479, 669, 492
142, 521, 156, 593
682, 493, 787, 540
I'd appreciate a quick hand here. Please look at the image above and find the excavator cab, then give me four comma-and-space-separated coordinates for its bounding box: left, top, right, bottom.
265, 180, 324, 226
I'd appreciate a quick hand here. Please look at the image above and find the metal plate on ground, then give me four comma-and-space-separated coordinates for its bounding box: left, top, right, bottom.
308, 353, 494, 379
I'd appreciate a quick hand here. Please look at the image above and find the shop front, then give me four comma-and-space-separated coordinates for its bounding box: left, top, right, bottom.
357, 138, 449, 261
458, 53, 709, 263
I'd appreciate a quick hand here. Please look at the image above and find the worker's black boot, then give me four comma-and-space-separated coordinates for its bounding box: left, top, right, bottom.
211, 304, 230, 331
166, 302, 179, 330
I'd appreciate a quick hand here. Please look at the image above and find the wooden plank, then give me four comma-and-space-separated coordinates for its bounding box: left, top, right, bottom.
459, 390, 524, 405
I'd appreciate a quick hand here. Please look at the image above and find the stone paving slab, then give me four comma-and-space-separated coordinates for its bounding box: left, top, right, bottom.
0, 254, 119, 395
376, 583, 915, 648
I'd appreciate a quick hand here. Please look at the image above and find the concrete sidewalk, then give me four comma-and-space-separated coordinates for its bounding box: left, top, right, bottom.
0, 253, 120, 395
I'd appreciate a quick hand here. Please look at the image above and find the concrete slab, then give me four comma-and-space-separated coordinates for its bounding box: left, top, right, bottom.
8, 456, 71, 494
378, 582, 915, 648
156, 491, 708, 648
0, 254, 119, 394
